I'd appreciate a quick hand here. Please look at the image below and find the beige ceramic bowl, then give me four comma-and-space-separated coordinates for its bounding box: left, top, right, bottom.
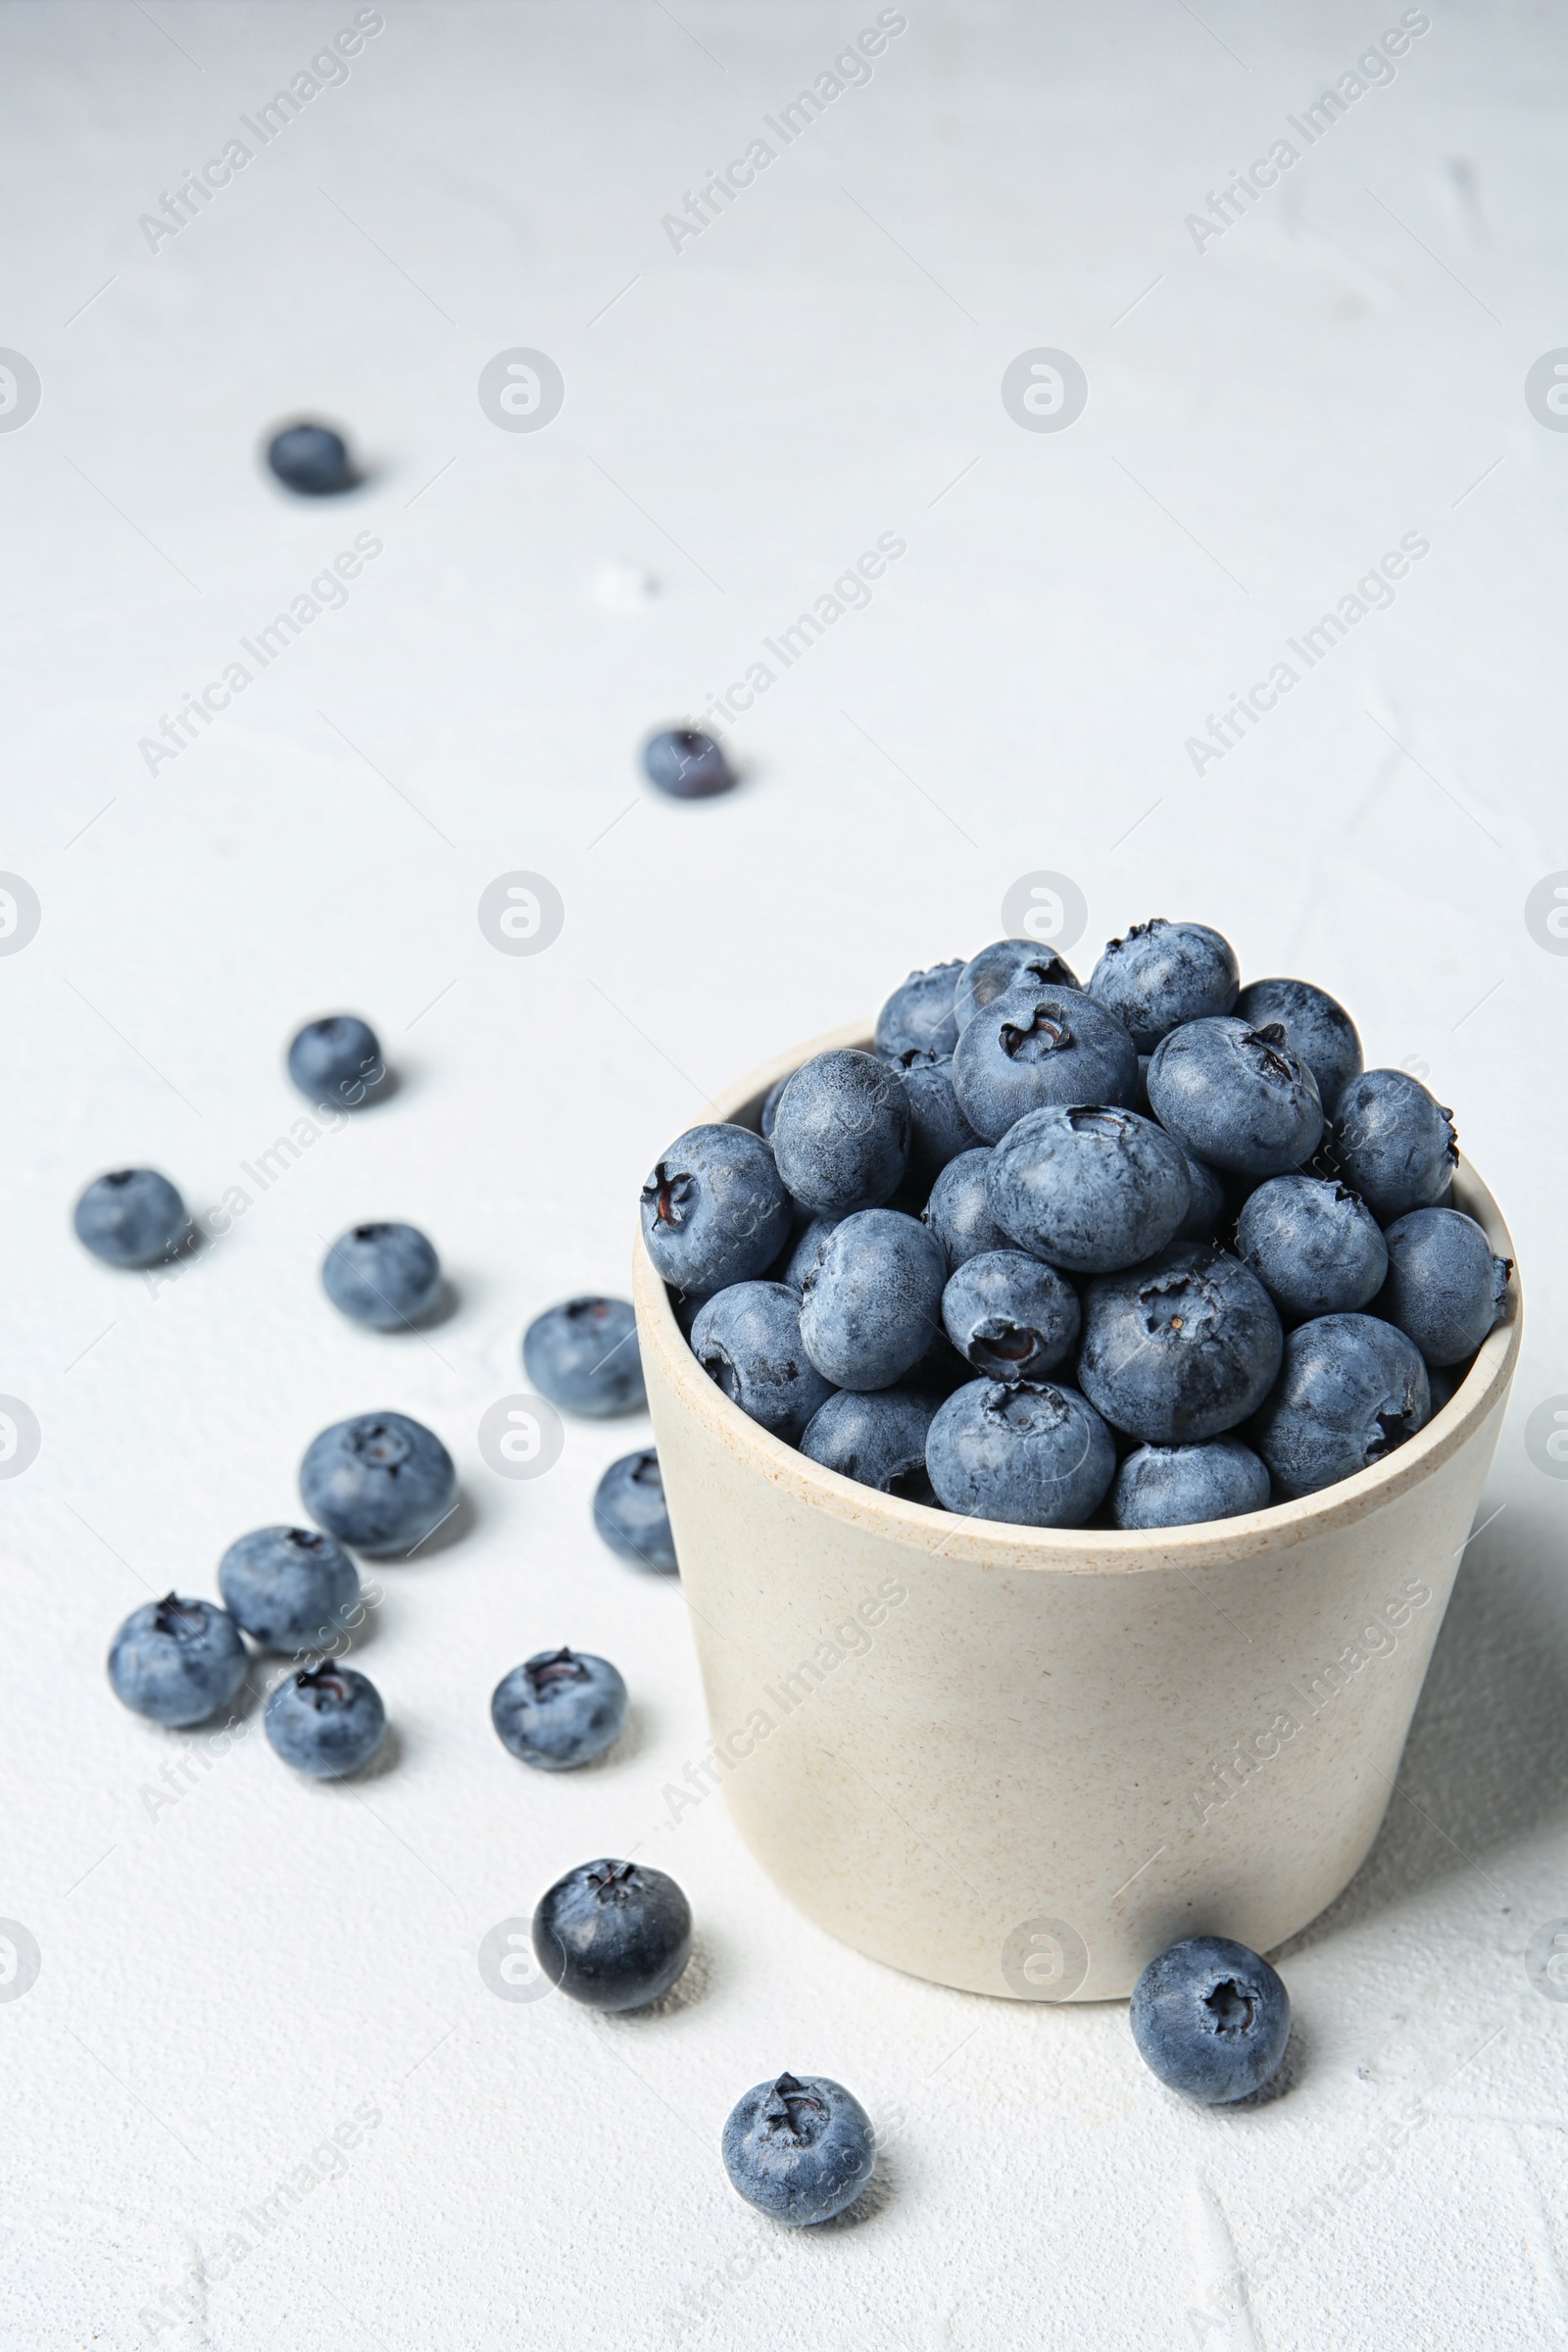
633, 1023, 1521, 2001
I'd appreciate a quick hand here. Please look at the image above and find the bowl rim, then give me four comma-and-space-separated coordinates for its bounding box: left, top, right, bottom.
632, 1019, 1522, 1576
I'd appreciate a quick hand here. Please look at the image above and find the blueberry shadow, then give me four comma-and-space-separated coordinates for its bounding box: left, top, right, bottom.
1221, 2022, 1308, 2113
1272, 1497, 1568, 1961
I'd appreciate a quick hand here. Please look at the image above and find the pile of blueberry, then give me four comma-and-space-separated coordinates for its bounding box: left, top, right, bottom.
643, 921, 1513, 1531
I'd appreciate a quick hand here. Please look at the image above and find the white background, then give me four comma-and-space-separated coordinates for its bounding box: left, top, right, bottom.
3, 3, 1567, 2345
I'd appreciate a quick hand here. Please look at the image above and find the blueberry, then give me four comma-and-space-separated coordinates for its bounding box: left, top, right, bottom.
922, 1147, 1009, 1270
640, 1124, 791, 1298
954, 940, 1080, 1034
690, 1281, 834, 1441
299, 1410, 458, 1554
1111, 1439, 1271, 1530
800, 1209, 947, 1391
492, 1647, 627, 1771
926, 1379, 1115, 1526
1147, 1017, 1322, 1178
218, 1526, 361, 1654
1130, 1936, 1291, 2103
888, 1051, 984, 1188
875, 961, 965, 1058
760, 1074, 790, 1139
1175, 1153, 1226, 1243
722, 2073, 876, 2227
987, 1105, 1192, 1274
801, 1387, 939, 1501
1251, 1313, 1430, 1498
531, 1858, 692, 2011
1378, 1207, 1511, 1367
266, 421, 355, 496
523, 1297, 645, 1416
1235, 1176, 1388, 1320
1078, 1246, 1283, 1445
941, 1250, 1080, 1383
770, 1050, 910, 1215
321, 1221, 442, 1329
286, 1014, 383, 1107
108, 1593, 248, 1728
74, 1168, 187, 1267
778, 1215, 841, 1294
952, 982, 1138, 1142
1234, 978, 1362, 1115
265, 1664, 385, 1778
1331, 1070, 1457, 1220
643, 727, 733, 800
1087, 919, 1239, 1052
593, 1449, 677, 1572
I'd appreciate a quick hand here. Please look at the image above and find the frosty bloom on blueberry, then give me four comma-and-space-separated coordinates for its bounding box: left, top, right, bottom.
722, 2073, 876, 2227
491, 1648, 627, 1771
648, 914, 1511, 1533
74, 1169, 187, 1267
639, 1124, 790, 1297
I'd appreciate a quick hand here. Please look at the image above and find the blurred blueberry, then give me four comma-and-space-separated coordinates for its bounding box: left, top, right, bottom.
640, 1124, 791, 1298
108, 1594, 248, 1728
523, 1298, 644, 1416
219, 1526, 360, 1654
760, 1074, 791, 1139
954, 940, 1080, 1034
1235, 1176, 1388, 1320
299, 1410, 457, 1554
1148, 1017, 1322, 1179
1130, 1936, 1291, 2103
1111, 1439, 1271, 1530
643, 728, 733, 800
1332, 1070, 1458, 1220
593, 1449, 677, 1572
800, 1209, 947, 1391
927, 1379, 1115, 1526
690, 1281, 834, 1441
492, 1647, 627, 1771
532, 1858, 692, 2010
321, 1221, 442, 1329
266, 421, 355, 496
722, 2073, 876, 2227
74, 1169, 187, 1267
1088, 919, 1239, 1052
1252, 1313, 1430, 1498
287, 1014, 383, 1107
953, 982, 1138, 1142
987, 1104, 1192, 1274
875, 961, 965, 1058
1235, 977, 1362, 1115
889, 1050, 984, 1188
941, 1250, 1080, 1383
922, 1147, 1009, 1271
265, 1664, 385, 1778
1378, 1207, 1511, 1366
771, 1050, 910, 1216
1078, 1246, 1283, 1445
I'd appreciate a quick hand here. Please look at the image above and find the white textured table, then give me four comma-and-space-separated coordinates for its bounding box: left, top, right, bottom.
3, 4, 1566, 2344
